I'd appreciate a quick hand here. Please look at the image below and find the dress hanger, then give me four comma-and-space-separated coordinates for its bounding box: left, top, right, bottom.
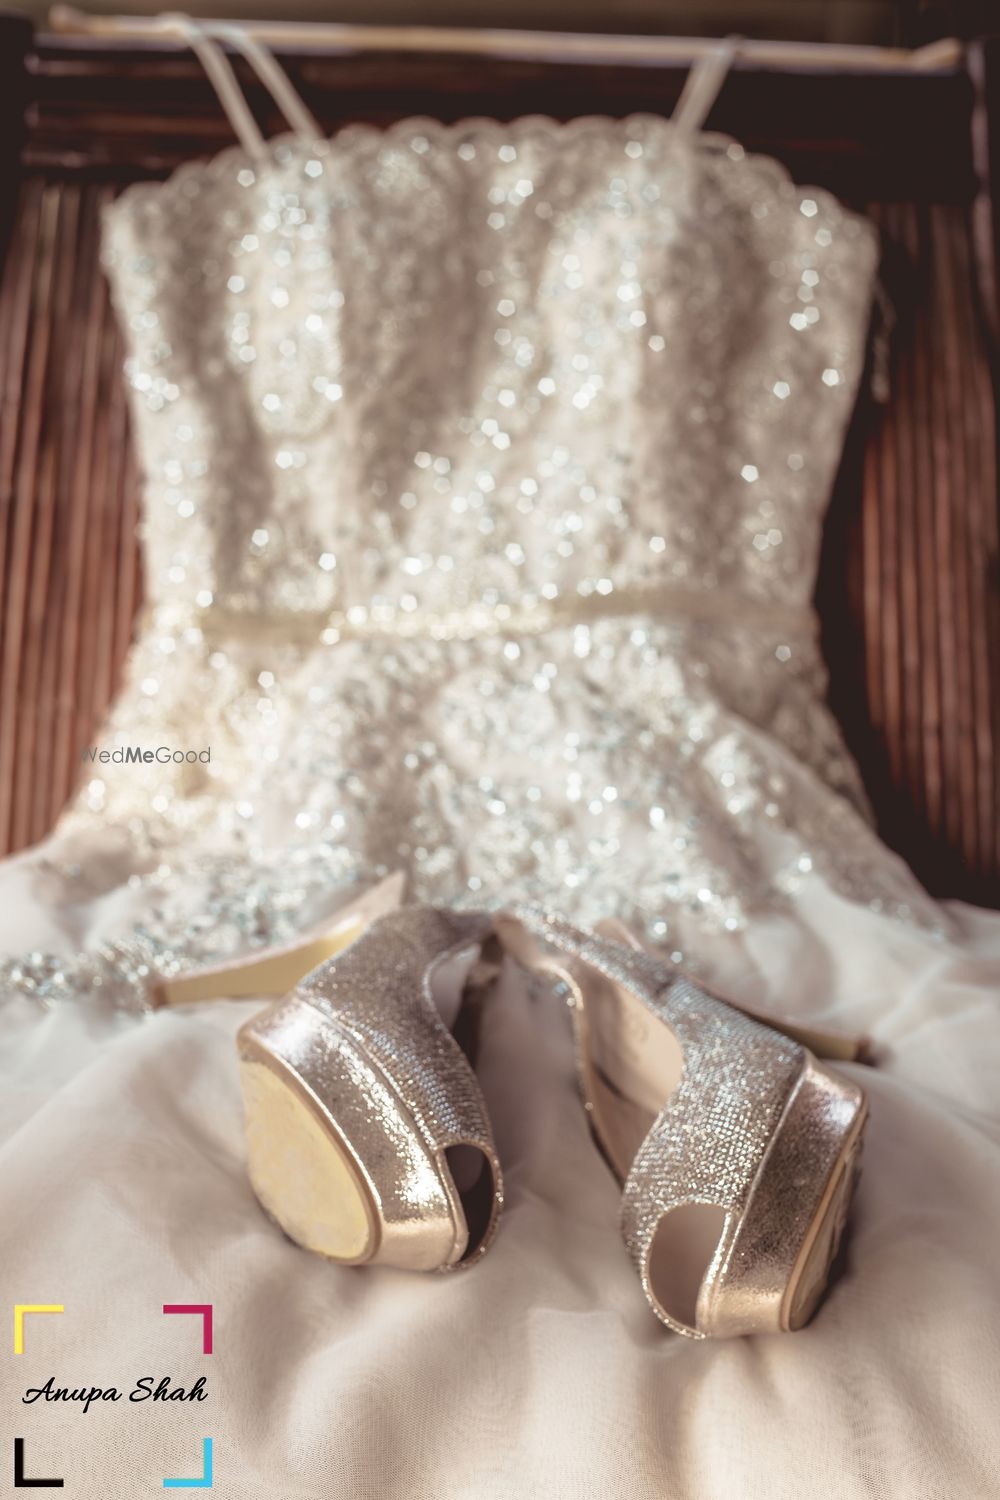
49, 9, 962, 76
119, 14, 741, 154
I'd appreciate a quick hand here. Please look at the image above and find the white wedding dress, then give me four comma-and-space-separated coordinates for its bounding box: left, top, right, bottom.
2, 30, 998, 1500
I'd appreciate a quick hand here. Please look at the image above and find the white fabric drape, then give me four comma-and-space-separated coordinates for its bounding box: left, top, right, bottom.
3, 860, 999, 1498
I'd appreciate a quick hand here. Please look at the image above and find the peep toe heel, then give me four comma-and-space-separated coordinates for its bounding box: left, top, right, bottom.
512, 906, 868, 1338
237, 906, 504, 1272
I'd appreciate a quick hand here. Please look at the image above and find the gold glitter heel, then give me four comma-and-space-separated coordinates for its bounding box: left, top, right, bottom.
237, 906, 504, 1272
699, 1052, 868, 1335
152, 871, 406, 1007
513, 906, 868, 1338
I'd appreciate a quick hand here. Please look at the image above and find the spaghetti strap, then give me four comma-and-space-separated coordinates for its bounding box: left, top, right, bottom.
213, 24, 323, 143
672, 37, 740, 136
160, 13, 266, 157
158, 13, 321, 154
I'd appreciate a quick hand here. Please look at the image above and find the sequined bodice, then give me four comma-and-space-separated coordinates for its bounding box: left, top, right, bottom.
103, 117, 875, 634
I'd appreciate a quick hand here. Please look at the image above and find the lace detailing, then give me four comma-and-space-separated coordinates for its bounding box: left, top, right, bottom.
0, 81, 950, 1015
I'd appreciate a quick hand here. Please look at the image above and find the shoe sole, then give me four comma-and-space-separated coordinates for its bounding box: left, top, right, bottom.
240, 1036, 381, 1265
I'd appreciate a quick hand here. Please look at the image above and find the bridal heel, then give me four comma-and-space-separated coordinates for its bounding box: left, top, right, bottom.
721, 1050, 868, 1335
237, 906, 504, 1272
151, 871, 406, 1007
514, 906, 868, 1338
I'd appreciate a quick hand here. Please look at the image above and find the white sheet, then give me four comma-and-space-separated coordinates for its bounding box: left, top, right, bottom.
3, 858, 999, 1499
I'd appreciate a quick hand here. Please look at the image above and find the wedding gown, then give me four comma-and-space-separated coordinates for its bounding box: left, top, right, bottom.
2, 29, 998, 1500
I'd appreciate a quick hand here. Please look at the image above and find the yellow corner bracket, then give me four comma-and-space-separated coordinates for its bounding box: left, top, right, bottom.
13, 1304, 64, 1354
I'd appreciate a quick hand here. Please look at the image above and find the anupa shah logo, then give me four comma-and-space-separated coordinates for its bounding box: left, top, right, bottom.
22, 1375, 208, 1417
12, 1302, 215, 1488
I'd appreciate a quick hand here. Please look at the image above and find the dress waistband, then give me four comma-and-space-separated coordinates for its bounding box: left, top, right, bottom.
195, 581, 815, 647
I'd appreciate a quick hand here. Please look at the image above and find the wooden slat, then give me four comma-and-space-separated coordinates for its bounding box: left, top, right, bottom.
1, 184, 59, 852
0, 173, 147, 850
822, 196, 999, 900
